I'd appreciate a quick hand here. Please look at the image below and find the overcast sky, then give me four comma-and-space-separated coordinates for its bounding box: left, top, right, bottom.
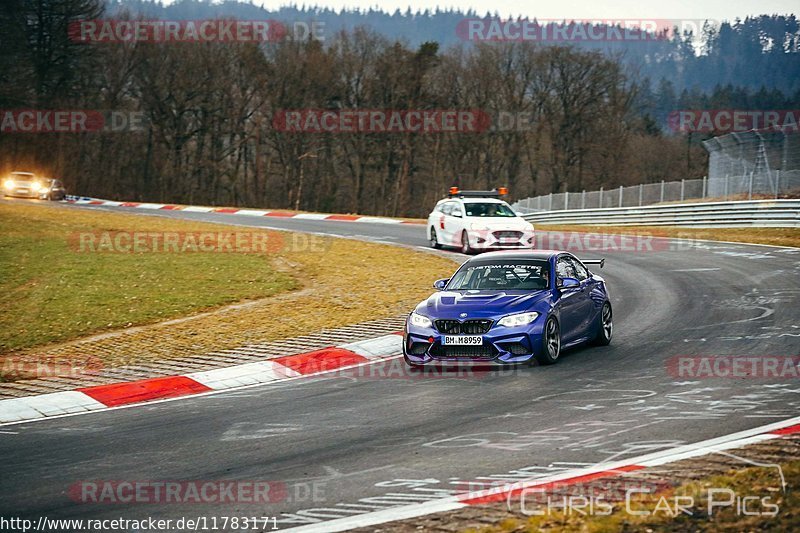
244, 0, 795, 21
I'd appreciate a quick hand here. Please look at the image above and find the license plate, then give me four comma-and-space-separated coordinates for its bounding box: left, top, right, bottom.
443, 335, 482, 345
499, 237, 517, 243
16, 189, 29, 194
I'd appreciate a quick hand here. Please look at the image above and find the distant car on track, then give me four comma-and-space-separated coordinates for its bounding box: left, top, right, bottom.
2, 172, 64, 200
3, 172, 41, 199
403, 250, 612, 367
38, 178, 67, 201
427, 187, 535, 254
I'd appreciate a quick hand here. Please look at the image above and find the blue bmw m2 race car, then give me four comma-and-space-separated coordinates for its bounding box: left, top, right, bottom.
403, 250, 612, 367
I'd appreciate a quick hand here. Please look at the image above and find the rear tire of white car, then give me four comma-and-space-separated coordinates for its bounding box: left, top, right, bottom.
460, 231, 472, 255
430, 227, 441, 249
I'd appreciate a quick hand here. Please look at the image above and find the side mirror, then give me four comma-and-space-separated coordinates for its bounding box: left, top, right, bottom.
557, 277, 580, 289
433, 278, 450, 290
452, 209, 462, 218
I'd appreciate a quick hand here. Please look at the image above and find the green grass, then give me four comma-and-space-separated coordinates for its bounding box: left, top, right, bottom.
0, 201, 457, 376
0, 203, 297, 352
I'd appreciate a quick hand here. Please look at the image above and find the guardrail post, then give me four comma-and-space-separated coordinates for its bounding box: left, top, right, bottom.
548, 193, 552, 211
748, 171, 753, 200
680, 179, 685, 201
775, 170, 780, 199
581, 190, 586, 209
599, 186, 604, 208
724, 175, 729, 198
618, 186, 623, 207
660, 180, 665, 202
702, 176, 707, 198
638, 183, 643, 206
564, 190, 569, 210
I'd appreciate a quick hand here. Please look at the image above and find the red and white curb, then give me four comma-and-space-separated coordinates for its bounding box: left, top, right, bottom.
65, 196, 423, 225
283, 415, 800, 532
0, 333, 403, 424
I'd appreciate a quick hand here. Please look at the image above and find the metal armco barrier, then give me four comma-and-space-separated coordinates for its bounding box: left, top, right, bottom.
522, 199, 800, 228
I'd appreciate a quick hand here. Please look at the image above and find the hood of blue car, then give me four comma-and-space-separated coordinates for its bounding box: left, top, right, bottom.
416, 290, 551, 319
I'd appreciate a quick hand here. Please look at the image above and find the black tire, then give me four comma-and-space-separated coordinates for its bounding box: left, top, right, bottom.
592, 302, 613, 346
430, 227, 442, 249
535, 317, 561, 365
460, 231, 472, 255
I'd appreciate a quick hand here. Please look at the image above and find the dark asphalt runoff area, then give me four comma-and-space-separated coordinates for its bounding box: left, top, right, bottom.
1, 199, 799, 529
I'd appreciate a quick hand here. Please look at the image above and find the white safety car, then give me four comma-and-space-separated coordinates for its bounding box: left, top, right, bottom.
427, 187, 535, 254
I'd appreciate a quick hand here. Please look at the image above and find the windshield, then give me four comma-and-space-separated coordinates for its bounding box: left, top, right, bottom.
464, 202, 516, 217
446, 260, 549, 291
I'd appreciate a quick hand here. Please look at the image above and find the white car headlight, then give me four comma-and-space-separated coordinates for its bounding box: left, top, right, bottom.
31, 182, 42, 193
498, 312, 539, 327
409, 312, 433, 328
3, 180, 14, 189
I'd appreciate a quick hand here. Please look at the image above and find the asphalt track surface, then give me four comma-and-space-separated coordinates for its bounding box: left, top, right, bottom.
2, 199, 799, 529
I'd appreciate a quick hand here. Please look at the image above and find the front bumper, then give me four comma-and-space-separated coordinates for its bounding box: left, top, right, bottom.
403, 320, 544, 366
468, 230, 535, 250
39, 191, 63, 200
4, 189, 40, 198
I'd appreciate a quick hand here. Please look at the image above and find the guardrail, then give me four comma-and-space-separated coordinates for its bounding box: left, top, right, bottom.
521, 199, 800, 228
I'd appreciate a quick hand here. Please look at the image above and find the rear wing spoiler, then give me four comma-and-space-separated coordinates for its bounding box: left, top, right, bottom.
582, 258, 605, 269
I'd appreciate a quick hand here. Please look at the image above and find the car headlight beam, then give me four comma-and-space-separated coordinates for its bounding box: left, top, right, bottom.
409, 312, 433, 328
3, 180, 14, 190
498, 312, 539, 327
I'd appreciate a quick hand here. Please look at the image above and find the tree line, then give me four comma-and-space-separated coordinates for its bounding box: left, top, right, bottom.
112, 2, 800, 94
0, 1, 796, 216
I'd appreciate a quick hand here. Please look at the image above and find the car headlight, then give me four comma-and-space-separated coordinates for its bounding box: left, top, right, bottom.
30, 182, 43, 193
498, 312, 539, 327
3, 180, 14, 189
409, 312, 433, 328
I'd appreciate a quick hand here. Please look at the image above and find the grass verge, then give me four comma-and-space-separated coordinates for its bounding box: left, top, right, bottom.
471, 460, 799, 532
538, 225, 800, 248
0, 201, 454, 376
